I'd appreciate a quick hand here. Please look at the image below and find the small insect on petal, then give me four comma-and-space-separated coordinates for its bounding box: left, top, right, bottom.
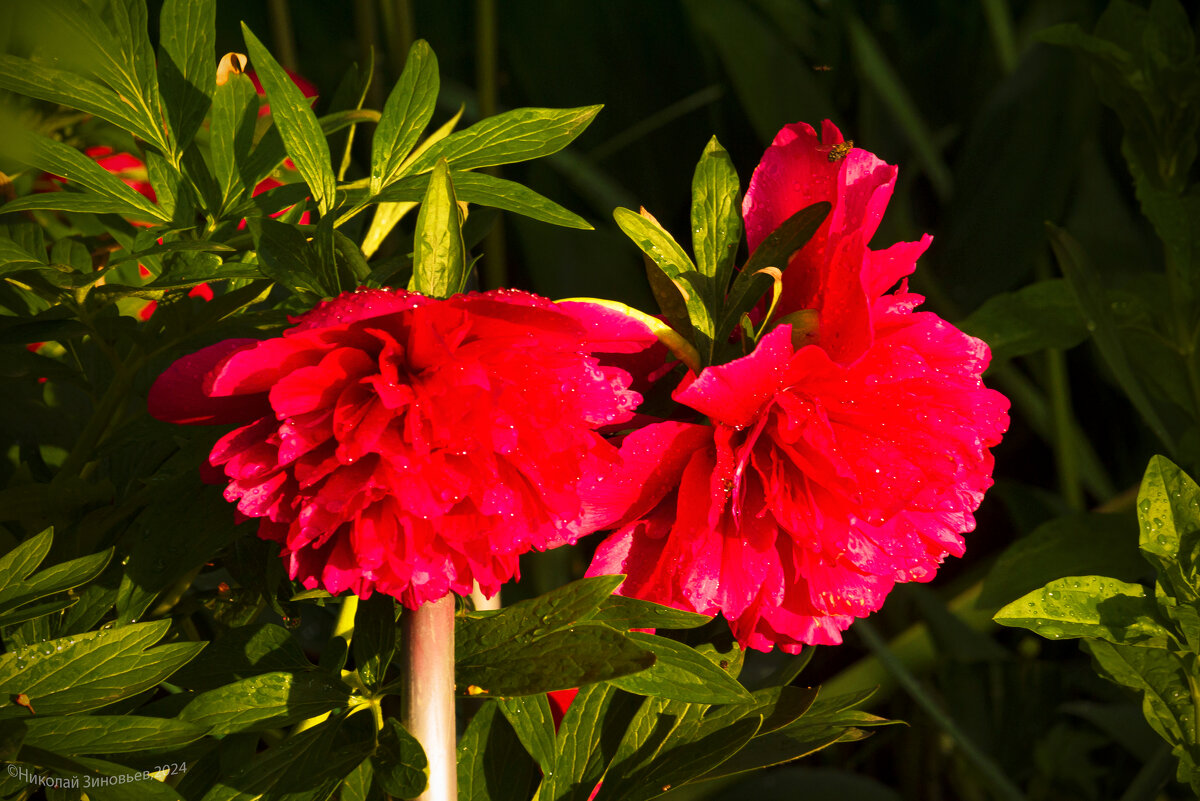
828, 140, 854, 162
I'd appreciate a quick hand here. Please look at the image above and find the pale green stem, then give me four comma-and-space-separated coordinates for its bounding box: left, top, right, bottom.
403, 595, 457, 801
470, 582, 500, 612
266, 0, 298, 71
475, 0, 507, 290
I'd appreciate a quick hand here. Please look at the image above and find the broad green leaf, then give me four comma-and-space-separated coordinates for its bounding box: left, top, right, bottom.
0, 598, 77, 629
959, 278, 1089, 366
586, 595, 712, 631
609, 632, 752, 704
540, 684, 641, 801
239, 108, 377, 201
373, 718, 428, 798
373, 170, 592, 230
22, 715, 205, 755
1084, 640, 1198, 761
995, 576, 1172, 646
978, 511, 1143, 609
457, 575, 624, 660
339, 759, 377, 801
408, 105, 601, 174
371, 39, 439, 193
169, 622, 313, 691
5, 131, 167, 222
457, 702, 537, 801
497, 695, 557, 774
691, 136, 742, 295
0, 528, 53, 598
409, 159, 467, 299
456, 623, 655, 697
179, 671, 350, 735
0, 548, 112, 623
0, 55, 158, 144
717, 201, 830, 343
247, 216, 327, 296
210, 70, 261, 210
199, 712, 375, 801
1048, 223, 1176, 455
0, 621, 204, 718
0, 237, 46, 272
242, 23, 336, 216
38, 0, 167, 152
157, 0, 215, 152
353, 593, 397, 691
0, 193, 165, 220
1137, 455, 1200, 605
601, 708, 760, 801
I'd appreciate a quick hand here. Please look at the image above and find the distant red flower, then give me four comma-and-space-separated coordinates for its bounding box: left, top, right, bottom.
248, 68, 318, 118
585, 121, 1009, 653
149, 287, 656, 608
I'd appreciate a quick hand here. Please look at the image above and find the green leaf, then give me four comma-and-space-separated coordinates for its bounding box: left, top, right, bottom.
586, 595, 712, 631
5, 131, 167, 222
0, 547, 112, 627
600, 704, 761, 801
38, 0, 167, 152
959, 278, 1089, 366
0, 621, 204, 718
995, 576, 1173, 646
1047, 223, 1176, 455
456, 623, 655, 697
339, 759, 378, 801
0, 236, 46, 272
353, 593, 397, 691
22, 715, 205, 756
371, 39, 439, 193
1084, 639, 1198, 761
978, 511, 1143, 609
457, 575, 624, 661
246, 216, 327, 296
178, 670, 350, 735
242, 23, 336, 216
613, 206, 714, 353
373, 169, 592, 230
157, 0, 215, 152
609, 632, 752, 704
540, 684, 641, 801
1137, 455, 1200, 605
691, 136, 742, 296
408, 105, 601, 174
373, 718, 428, 798
497, 695, 557, 774
717, 200, 830, 343
210, 70, 261, 210
0, 528, 53, 598
169, 622, 313, 691
199, 712, 376, 801
409, 159, 467, 299
457, 702, 537, 801
0, 55, 159, 144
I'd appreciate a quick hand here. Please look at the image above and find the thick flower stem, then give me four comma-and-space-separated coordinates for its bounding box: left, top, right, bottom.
402, 595, 457, 801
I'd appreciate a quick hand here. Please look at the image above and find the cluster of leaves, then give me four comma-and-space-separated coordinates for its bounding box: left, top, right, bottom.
0, 0, 879, 799
996, 457, 1200, 794
609, 137, 827, 368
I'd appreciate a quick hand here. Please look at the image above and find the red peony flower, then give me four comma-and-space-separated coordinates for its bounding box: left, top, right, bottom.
585, 121, 1009, 653
149, 287, 657, 608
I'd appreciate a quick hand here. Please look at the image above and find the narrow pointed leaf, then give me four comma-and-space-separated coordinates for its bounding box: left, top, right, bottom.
409, 159, 466, 298
242, 23, 336, 216
691, 136, 742, 294
158, 0, 216, 152
374, 170, 592, 229
5, 131, 167, 221
179, 671, 350, 735
408, 105, 602, 174
371, 39, 439, 193
0, 56, 158, 143
498, 695, 557, 774
1137, 456, 1200, 604
22, 716, 206, 755
609, 632, 753, 704
718, 201, 829, 342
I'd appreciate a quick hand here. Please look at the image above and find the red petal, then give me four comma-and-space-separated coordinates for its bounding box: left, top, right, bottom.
148, 339, 268, 424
